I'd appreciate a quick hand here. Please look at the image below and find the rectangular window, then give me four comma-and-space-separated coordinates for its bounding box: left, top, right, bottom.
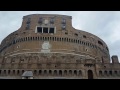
49, 27, 54, 33
36, 26, 55, 34
37, 27, 42, 33
43, 27, 48, 33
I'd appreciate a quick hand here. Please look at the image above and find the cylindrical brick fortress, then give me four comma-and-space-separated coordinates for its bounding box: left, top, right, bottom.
0, 14, 116, 79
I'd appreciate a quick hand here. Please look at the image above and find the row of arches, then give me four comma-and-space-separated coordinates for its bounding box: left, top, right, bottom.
15, 36, 96, 48
0, 36, 107, 55
99, 70, 120, 76
0, 69, 82, 76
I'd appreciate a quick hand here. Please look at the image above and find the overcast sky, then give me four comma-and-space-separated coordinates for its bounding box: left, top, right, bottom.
0, 11, 120, 62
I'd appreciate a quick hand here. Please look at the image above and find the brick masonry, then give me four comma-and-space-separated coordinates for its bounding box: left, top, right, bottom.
0, 14, 119, 79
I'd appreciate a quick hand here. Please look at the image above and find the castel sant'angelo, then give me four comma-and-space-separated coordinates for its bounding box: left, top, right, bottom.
0, 14, 119, 79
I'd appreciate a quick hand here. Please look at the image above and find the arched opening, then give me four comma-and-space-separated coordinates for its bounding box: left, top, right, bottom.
60, 38, 61, 41
114, 71, 117, 76
66, 38, 68, 42
17, 70, 19, 75
79, 41, 81, 44
13, 70, 15, 75
81, 41, 83, 45
22, 70, 24, 74
54, 70, 57, 76
45, 37, 47, 41
44, 70, 47, 75
48, 37, 49, 41
34, 70, 37, 75
49, 70, 52, 75
74, 39, 75, 43
88, 70, 93, 79
83, 42, 85, 45
69, 70, 72, 76
74, 70, 77, 76
104, 71, 107, 76
39, 70, 42, 75
64, 70, 67, 76
28, 37, 30, 41
43, 37, 45, 40
0, 70, 1, 75
35, 37, 37, 40
62, 38, 64, 41
8, 70, 10, 75
99, 71, 102, 76
76, 40, 77, 43
78, 70, 82, 76
109, 71, 112, 76
4, 70, 6, 75
26, 37, 28, 41
88, 43, 90, 46
86, 42, 88, 46
59, 70, 62, 76
69, 38, 70, 42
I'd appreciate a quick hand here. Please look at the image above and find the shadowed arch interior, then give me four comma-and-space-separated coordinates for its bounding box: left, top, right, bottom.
88, 70, 93, 79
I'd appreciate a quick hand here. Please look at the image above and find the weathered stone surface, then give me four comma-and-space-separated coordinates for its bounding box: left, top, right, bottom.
0, 14, 119, 79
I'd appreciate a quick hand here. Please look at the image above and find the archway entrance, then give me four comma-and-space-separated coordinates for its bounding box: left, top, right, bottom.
88, 70, 93, 79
